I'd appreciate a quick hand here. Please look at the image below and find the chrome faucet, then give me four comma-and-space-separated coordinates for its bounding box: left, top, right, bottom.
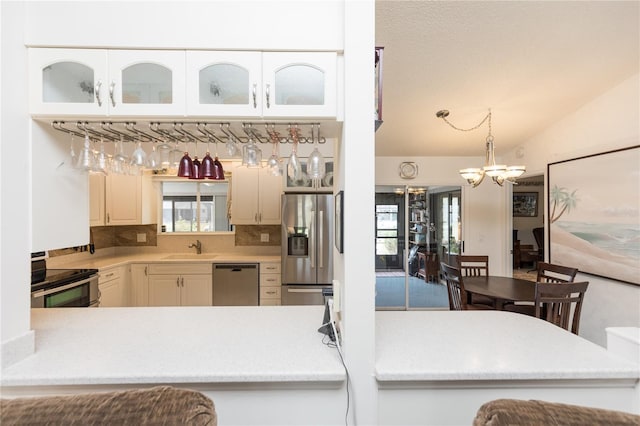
189, 239, 202, 254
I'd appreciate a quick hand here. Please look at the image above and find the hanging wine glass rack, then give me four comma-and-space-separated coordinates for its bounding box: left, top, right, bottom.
50, 121, 327, 146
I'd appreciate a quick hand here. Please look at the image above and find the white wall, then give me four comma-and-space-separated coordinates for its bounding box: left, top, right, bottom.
0, 1, 35, 368
505, 73, 640, 347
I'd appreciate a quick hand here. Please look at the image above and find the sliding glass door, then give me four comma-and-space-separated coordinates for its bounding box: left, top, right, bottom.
431, 188, 462, 266
375, 185, 457, 310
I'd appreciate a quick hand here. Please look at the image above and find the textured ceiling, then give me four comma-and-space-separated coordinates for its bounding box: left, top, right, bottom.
374, 1, 639, 157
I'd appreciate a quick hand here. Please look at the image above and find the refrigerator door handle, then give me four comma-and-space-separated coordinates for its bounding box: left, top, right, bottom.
310, 210, 316, 269
287, 288, 323, 293
319, 210, 324, 268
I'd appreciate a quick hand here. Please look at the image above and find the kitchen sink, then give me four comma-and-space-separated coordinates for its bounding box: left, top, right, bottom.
162, 253, 218, 260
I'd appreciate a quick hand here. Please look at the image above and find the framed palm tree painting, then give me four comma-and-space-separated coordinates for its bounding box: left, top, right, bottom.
547, 145, 639, 285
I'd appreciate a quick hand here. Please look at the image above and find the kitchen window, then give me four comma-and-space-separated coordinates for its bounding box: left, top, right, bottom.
161, 181, 231, 233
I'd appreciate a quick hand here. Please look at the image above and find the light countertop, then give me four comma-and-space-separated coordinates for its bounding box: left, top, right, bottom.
1, 306, 344, 387
376, 311, 640, 383
47, 252, 281, 270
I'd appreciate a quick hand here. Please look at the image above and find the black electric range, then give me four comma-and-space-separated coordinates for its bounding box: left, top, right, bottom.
31, 252, 98, 292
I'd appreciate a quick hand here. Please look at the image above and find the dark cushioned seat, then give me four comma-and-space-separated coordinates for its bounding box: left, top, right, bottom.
1, 385, 216, 425
473, 398, 640, 426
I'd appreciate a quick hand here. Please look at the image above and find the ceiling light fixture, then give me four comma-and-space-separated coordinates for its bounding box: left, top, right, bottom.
436, 108, 525, 187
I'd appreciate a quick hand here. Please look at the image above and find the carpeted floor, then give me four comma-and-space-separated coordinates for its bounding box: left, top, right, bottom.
376, 268, 538, 309
376, 275, 449, 309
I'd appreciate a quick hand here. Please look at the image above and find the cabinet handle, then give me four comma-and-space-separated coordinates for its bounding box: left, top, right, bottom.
104, 272, 114, 278
254, 213, 258, 222
252, 83, 257, 108
144, 266, 147, 276
176, 277, 180, 287
181, 277, 185, 287
107, 213, 110, 224
265, 84, 270, 109
109, 81, 116, 107
95, 81, 103, 106
266, 290, 276, 295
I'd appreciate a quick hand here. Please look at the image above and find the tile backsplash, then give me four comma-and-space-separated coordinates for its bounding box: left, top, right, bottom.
49, 224, 157, 256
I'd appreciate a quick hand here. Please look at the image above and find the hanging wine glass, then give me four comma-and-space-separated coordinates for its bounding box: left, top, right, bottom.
226, 132, 240, 157
211, 132, 225, 180
266, 128, 282, 177
190, 139, 203, 180
57, 133, 78, 172
147, 141, 162, 171
112, 137, 129, 175
307, 124, 326, 180
129, 140, 147, 176
287, 126, 304, 182
93, 137, 109, 175
242, 136, 262, 168
76, 132, 94, 171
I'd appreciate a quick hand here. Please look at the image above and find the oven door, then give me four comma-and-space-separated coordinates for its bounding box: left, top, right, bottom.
31, 276, 99, 308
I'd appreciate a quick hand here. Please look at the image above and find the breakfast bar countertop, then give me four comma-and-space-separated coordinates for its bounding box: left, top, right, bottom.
1, 306, 344, 387
375, 310, 640, 383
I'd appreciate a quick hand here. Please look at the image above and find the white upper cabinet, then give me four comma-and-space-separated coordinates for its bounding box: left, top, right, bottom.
29, 48, 108, 116
262, 52, 337, 118
107, 50, 186, 116
186, 51, 337, 119
186, 51, 262, 117
30, 48, 337, 119
29, 48, 186, 117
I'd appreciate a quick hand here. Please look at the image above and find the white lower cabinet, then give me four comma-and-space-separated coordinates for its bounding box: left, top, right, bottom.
98, 266, 125, 307
129, 264, 149, 307
148, 263, 212, 306
260, 262, 282, 306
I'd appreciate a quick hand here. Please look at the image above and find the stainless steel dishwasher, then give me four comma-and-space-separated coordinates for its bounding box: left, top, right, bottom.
212, 263, 259, 306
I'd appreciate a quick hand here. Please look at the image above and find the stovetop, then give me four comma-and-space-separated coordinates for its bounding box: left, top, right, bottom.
31, 268, 99, 292
31, 251, 99, 292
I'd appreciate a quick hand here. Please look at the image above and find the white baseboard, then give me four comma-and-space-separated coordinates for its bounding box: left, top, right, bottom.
2, 330, 35, 369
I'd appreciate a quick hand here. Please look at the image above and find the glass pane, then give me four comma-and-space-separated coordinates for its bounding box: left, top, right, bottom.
200, 182, 230, 232
199, 64, 249, 105
376, 238, 398, 255
162, 182, 229, 233
122, 63, 172, 104
43, 61, 94, 103
377, 230, 397, 237
274, 64, 324, 105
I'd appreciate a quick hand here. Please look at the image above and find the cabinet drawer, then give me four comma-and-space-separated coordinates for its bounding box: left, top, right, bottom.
99, 267, 121, 284
260, 298, 282, 306
261, 262, 281, 274
260, 286, 281, 300
148, 263, 212, 275
260, 274, 281, 287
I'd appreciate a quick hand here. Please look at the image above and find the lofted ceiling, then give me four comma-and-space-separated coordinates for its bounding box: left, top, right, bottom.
374, 1, 639, 158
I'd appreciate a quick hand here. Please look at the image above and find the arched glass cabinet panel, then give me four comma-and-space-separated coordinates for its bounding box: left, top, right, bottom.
273, 64, 324, 105
199, 64, 249, 105
122, 63, 173, 104
42, 61, 95, 103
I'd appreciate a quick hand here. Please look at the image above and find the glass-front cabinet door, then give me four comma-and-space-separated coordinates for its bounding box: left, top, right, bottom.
107, 50, 185, 116
29, 48, 108, 115
186, 51, 262, 117
262, 52, 337, 118
29, 48, 185, 116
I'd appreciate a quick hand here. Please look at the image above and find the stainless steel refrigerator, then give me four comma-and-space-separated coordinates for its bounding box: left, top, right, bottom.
281, 193, 333, 305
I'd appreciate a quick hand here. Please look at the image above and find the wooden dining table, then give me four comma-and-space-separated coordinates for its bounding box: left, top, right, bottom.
463, 276, 536, 310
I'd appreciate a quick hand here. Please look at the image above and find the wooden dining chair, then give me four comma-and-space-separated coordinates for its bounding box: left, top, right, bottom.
537, 262, 578, 283
456, 255, 494, 307
505, 262, 579, 316
417, 252, 439, 282
534, 281, 589, 335
441, 262, 493, 311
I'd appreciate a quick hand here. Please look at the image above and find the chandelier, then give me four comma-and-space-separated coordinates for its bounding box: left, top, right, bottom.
436, 109, 525, 187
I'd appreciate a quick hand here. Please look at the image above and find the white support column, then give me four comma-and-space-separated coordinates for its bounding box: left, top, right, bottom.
342, 0, 377, 424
